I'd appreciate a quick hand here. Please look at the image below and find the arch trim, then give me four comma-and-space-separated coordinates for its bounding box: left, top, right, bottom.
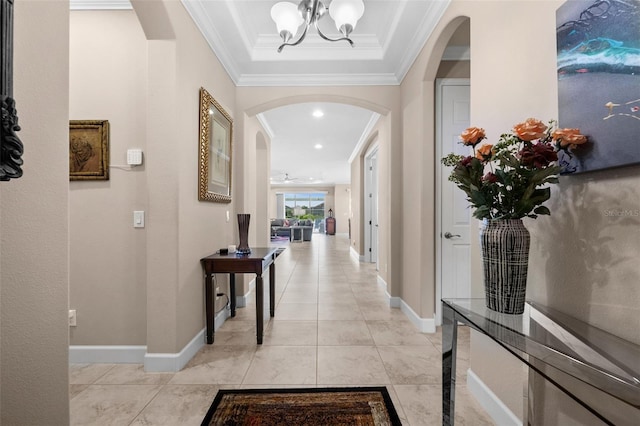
245, 94, 390, 117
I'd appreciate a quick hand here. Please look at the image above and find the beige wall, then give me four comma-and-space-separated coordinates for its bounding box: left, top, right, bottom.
334, 184, 350, 234
5, 1, 636, 422
68, 1, 238, 354
399, 12, 470, 319
350, 115, 393, 287
144, 0, 237, 353
69, 10, 148, 345
403, 0, 640, 422
1, 1, 70, 423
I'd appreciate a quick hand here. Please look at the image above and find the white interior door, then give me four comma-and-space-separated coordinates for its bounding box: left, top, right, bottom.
436, 79, 471, 325
365, 147, 379, 266
370, 154, 378, 268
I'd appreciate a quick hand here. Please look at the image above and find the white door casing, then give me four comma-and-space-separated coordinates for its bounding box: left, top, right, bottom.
436, 79, 471, 325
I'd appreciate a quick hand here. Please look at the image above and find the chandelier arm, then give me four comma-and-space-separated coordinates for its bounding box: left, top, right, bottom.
315, 21, 354, 46
277, 23, 311, 52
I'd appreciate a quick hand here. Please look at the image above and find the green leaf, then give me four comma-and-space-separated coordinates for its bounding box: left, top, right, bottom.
533, 205, 551, 215
473, 206, 490, 220
470, 189, 486, 206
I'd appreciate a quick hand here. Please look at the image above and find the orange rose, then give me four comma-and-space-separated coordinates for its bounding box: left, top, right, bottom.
475, 144, 494, 162
552, 128, 587, 149
513, 118, 547, 141
460, 127, 486, 146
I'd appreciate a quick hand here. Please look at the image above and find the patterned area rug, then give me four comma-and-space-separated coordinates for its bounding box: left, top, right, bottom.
201, 387, 402, 426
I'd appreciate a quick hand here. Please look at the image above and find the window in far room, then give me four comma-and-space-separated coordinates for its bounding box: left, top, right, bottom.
284, 193, 325, 232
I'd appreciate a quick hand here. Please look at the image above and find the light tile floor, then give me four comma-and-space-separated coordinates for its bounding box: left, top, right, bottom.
70, 234, 493, 425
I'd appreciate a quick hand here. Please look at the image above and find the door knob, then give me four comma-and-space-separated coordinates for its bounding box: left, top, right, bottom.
444, 232, 461, 239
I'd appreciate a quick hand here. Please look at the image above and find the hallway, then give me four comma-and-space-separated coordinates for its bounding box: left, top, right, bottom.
70, 234, 492, 425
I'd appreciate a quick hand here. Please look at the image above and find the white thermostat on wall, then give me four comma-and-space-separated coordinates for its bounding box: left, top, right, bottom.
127, 149, 143, 166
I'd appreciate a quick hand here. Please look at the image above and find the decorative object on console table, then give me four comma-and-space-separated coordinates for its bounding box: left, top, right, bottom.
480, 219, 530, 314
1, 0, 24, 182
442, 119, 589, 314
325, 208, 335, 235
237, 213, 251, 255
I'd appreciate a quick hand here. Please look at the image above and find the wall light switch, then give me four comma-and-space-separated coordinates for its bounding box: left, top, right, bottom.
226, 210, 230, 222
134, 211, 145, 228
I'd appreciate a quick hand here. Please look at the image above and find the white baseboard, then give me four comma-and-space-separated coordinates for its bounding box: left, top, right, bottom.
376, 275, 435, 333
69, 345, 147, 364
144, 326, 207, 372
400, 299, 436, 333
379, 276, 401, 308
71, 307, 229, 372
236, 277, 256, 308
467, 368, 522, 426
349, 246, 364, 262
377, 275, 388, 291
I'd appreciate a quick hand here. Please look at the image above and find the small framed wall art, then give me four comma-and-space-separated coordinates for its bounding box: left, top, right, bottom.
69, 120, 110, 181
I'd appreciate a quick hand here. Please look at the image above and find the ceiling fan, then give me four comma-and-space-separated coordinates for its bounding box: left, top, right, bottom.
271, 172, 311, 184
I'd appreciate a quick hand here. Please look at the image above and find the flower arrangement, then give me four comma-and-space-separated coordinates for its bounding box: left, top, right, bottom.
442, 118, 587, 220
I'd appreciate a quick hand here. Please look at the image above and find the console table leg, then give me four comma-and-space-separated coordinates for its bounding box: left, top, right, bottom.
442, 302, 458, 425
256, 273, 264, 344
269, 262, 275, 317
229, 273, 236, 317
205, 273, 214, 344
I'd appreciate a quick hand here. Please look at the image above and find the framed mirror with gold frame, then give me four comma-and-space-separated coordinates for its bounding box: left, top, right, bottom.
198, 87, 232, 203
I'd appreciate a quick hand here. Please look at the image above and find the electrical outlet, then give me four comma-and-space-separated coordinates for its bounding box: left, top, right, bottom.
216, 287, 220, 301
69, 310, 77, 327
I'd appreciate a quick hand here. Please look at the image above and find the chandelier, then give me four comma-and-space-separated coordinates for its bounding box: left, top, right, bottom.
270, 0, 365, 52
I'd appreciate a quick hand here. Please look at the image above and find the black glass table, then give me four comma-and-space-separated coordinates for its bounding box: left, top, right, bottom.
442, 299, 640, 425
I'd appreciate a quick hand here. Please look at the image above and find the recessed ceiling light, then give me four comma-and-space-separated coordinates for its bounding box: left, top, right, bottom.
314, 144, 323, 149
312, 110, 324, 118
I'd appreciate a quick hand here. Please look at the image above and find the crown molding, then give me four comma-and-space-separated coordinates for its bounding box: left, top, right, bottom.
225, 0, 255, 57
181, 0, 241, 84
395, 0, 450, 83
70, 0, 132, 10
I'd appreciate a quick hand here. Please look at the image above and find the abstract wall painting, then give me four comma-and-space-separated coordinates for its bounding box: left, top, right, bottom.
556, 0, 640, 174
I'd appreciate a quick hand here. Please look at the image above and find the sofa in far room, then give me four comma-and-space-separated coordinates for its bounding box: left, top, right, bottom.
271, 219, 314, 241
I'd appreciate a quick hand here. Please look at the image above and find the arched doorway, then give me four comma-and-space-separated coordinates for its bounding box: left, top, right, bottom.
425, 18, 471, 325
255, 131, 269, 246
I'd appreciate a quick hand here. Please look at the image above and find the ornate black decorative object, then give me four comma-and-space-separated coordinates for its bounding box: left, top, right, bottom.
1, 0, 23, 181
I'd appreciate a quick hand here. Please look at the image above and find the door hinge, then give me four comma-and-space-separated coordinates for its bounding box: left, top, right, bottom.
369, 220, 372, 225
369, 248, 372, 252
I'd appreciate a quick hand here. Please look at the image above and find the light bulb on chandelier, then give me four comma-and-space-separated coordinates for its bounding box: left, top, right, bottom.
270, 0, 365, 52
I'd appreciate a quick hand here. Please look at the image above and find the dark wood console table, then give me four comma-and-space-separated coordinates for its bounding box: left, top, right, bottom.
201, 247, 281, 345
442, 299, 640, 425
